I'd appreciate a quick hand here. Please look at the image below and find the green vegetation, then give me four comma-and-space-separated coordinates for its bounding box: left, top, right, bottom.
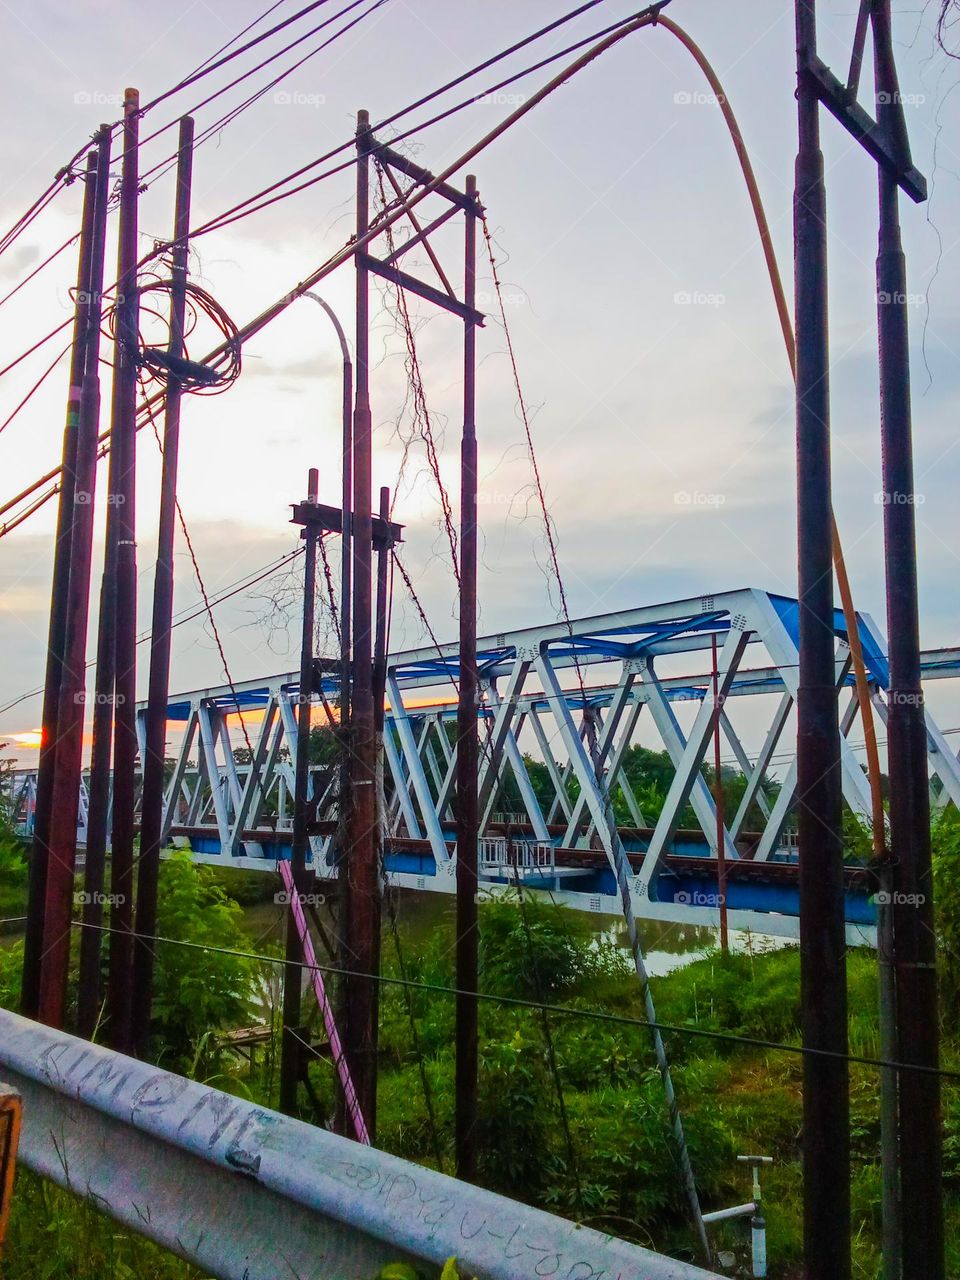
2, 806, 959, 1277
148, 851, 263, 1072
0, 810, 28, 923
3, 1170, 205, 1280
488, 742, 779, 834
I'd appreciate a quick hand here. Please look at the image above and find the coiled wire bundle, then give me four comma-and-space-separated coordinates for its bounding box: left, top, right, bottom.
103, 268, 241, 394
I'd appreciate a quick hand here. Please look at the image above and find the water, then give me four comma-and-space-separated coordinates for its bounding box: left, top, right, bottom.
237, 888, 787, 980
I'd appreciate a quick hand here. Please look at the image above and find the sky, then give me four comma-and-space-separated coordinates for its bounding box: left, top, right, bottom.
1, 0, 960, 769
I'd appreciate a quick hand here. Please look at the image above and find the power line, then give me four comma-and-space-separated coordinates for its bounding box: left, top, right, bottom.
177, 0, 292, 86
0, 233, 78, 311
0, 0, 344, 274
188, 3, 650, 241
0, 547, 304, 718
12, 914, 959, 1085
138, 0, 393, 186
0, 2, 661, 534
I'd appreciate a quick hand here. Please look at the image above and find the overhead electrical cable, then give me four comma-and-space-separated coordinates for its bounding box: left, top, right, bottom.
0, 547, 303, 717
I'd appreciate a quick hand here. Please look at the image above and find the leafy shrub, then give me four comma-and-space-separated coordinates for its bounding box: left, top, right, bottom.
933, 808, 960, 1020
650, 947, 805, 1050
475, 1027, 552, 1196
0, 812, 28, 918
150, 851, 258, 1070
0, 938, 23, 1009
478, 892, 628, 1000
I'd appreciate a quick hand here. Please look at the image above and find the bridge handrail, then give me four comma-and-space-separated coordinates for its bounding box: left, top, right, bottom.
0, 1007, 720, 1280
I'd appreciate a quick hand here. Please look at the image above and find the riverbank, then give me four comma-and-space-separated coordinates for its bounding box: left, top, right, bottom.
2, 852, 958, 1277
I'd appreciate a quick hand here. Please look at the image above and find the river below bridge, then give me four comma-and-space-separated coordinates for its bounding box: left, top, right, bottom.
238, 888, 790, 980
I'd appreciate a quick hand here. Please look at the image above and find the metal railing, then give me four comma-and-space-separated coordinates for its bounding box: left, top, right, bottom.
479, 837, 556, 874
0, 1008, 721, 1280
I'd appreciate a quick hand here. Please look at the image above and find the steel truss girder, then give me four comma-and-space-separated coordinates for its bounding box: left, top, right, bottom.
639, 627, 749, 894
11, 589, 960, 910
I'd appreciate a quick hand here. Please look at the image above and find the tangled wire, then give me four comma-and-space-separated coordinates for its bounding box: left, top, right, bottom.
99, 268, 241, 394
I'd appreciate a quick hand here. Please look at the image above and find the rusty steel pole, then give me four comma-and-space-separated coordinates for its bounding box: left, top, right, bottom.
371, 486, 390, 1091
794, 7, 850, 1277
27, 131, 111, 1026
77, 496, 119, 1033
106, 88, 142, 1055
302, 293, 354, 1045
710, 633, 729, 954
132, 115, 195, 1058
280, 467, 320, 1116
302, 293, 353, 733
336, 342, 354, 1126
455, 174, 480, 1181
345, 108, 379, 1138
22, 137, 103, 1019
71, 129, 116, 1040
373, 486, 391, 730
872, 5, 943, 1274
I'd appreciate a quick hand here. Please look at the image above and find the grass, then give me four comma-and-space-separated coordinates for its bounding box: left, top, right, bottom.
2, 873, 959, 1278
4, 1170, 205, 1280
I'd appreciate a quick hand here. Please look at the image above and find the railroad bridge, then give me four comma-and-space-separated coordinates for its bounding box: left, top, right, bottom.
11, 586, 960, 941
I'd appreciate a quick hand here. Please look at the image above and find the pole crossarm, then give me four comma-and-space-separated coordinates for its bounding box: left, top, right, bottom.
803, 57, 926, 201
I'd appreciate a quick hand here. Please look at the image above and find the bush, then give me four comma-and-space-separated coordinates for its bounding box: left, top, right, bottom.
933, 808, 960, 1020
650, 947, 805, 1051
0, 938, 23, 1009
478, 892, 629, 1000
0, 812, 28, 919
150, 851, 259, 1071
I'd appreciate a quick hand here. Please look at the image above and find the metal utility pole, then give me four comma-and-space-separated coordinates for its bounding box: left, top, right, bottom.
345, 108, 380, 1137
25, 128, 111, 1025
793, 7, 850, 1277
22, 148, 100, 1020
373, 486, 391, 726
302, 292, 353, 1069
132, 115, 195, 1058
710, 633, 729, 954
872, 4, 943, 1274
280, 468, 320, 1116
371, 485, 391, 1084
77, 468, 119, 1035
455, 174, 480, 1181
302, 295, 354, 743
106, 88, 142, 1055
